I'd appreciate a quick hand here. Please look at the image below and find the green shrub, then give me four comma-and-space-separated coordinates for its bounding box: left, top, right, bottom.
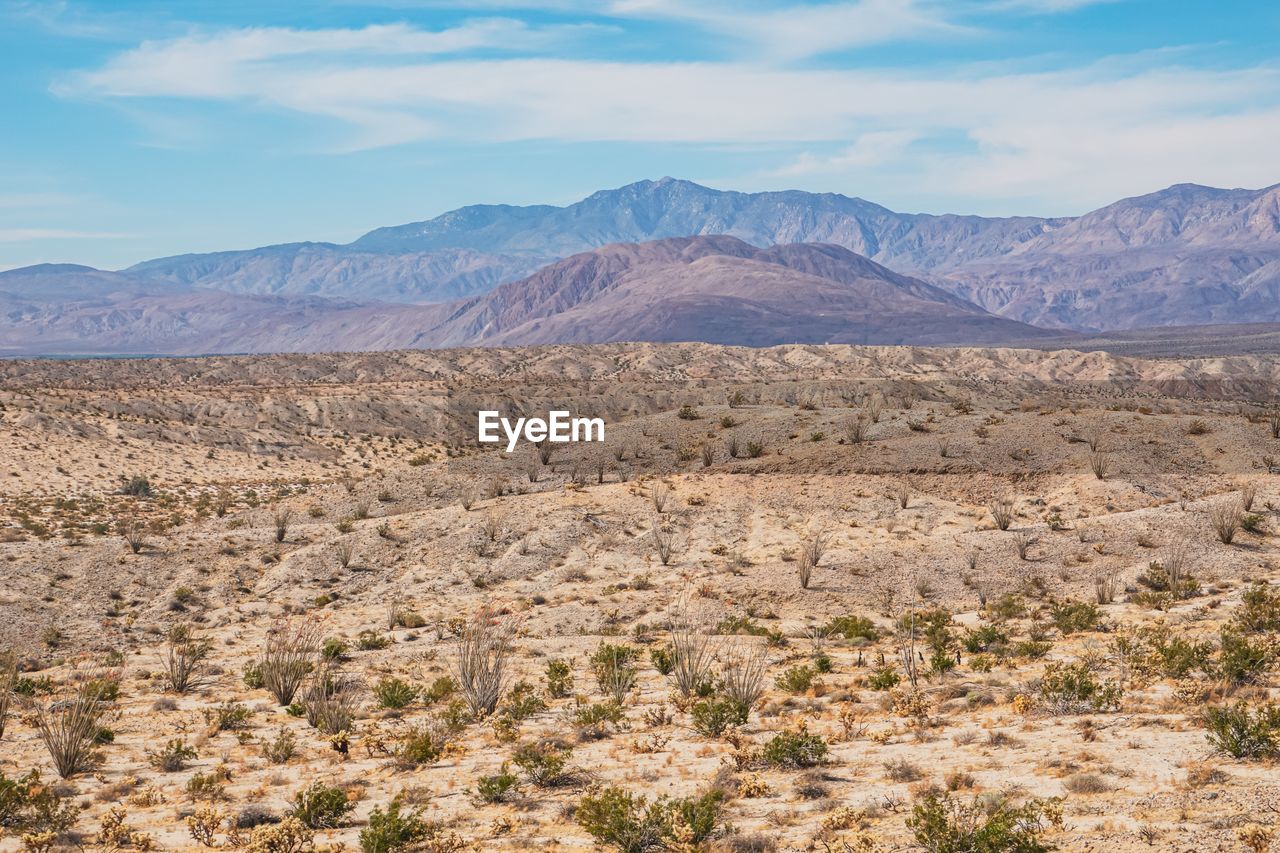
203, 701, 252, 731
500, 681, 547, 721
775, 665, 816, 693
824, 615, 879, 642
186, 769, 228, 801
1236, 583, 1280, 632
867, 665, 901, 691
120, 475, 154, 497
1049, 600, 1103, 635
291, 780, 354, 829
262, 726, 297, 764
1037, 662, 1122, 714
986, 594, 1027, 622
962, 625, 1008, 654
373, 677, 418, 710
321, 637, 349, 660
591, 644, 640, 698
0, 769, 78, 835
760, 729, 828, 768
513, 739, 573, 787
1218, 629, 1274, 685
151, 738, 198, 772
690, 696, 748, 737
1014, 640, 1053, 659
907, 792, 1061, 853
575, 786, 725, 851
1203, 702, 1280, 759
649, 646, 675, 676
572, 700, 626, 736
356, 630, 390, 651
545, 659, 574, 699
714, 616, 787, 646
473, 764, 520, 804
394, 719, 454, 768
422, 675, 456, 704
360, 798, 431, 852
1151, 633, 1215, 679
242, 661, 265, 690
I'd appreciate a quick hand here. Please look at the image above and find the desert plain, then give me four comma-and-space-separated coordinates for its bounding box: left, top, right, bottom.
2, 342, 1280, 852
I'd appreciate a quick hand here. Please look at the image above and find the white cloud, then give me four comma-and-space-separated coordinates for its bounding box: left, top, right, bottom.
0, 228, 131, 241
772, 131, 923, 175
55, 20, 1280, 211
607, 0, 972, 60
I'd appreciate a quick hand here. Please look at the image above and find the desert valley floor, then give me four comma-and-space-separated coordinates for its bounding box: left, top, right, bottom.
3, 342, 1280, 851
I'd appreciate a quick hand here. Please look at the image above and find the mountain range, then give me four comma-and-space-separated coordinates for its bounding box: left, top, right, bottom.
3, 177, 1279, 355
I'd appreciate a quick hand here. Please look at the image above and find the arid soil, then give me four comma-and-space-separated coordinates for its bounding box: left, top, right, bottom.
2, 342, 1280, 852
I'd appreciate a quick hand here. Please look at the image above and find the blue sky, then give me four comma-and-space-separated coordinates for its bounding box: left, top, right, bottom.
2, 0, 1279, 270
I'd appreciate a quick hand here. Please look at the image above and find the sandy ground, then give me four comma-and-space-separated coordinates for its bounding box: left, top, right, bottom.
2, 342, 1280, 851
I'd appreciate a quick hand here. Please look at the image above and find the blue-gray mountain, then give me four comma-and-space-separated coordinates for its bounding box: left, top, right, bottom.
0, 238, 1056, 355
3, 178, 1279, 355
127, 178, 1280, 331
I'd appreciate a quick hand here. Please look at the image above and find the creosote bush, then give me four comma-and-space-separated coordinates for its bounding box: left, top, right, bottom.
575, 786, 725, 851
760, 728, 828, 768
1204, 703, 1280, 759
907, 792, 1062, 853
360, 797, 434, 852
1037, 662, 1122, 714
290, 780, 354, 829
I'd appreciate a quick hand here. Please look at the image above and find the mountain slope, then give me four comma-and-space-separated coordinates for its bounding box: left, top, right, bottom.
118, 177, 1280, 332
415, 236, 1057, 348
0, 238, 1055, 355
127, 243, 542, 304
0, 265, 450, 356
936, 183, 1280, 330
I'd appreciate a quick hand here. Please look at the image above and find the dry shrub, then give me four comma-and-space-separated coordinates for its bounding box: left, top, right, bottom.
163, 624, 211, 694
798, 529, 830, 590
455, 606, 516, 718
651, 519, 678, 566
35, 679, 109, 778
334, 538, 356, 569
1210, 499, 1243, 545
301, 662, 361, 734
259, 619, 322, 706
117, 517, 146, 554
989, 497, 1014, 531
1088, 451, 1111, 480
0, 651, 14, 741
721, 641, 769, 715
668, 599, 716, 698
272, 507, 293, 543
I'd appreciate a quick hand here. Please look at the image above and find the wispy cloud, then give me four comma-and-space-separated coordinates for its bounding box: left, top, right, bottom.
608, 0, 973, 60
48, 11, 1280, 211
0, 228, 131, 241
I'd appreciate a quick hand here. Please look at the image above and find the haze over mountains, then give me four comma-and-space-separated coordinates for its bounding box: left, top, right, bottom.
4, 177, 1280, 356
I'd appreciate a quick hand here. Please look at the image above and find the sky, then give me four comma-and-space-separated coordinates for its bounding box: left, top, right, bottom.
2, 0, 1279, 270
